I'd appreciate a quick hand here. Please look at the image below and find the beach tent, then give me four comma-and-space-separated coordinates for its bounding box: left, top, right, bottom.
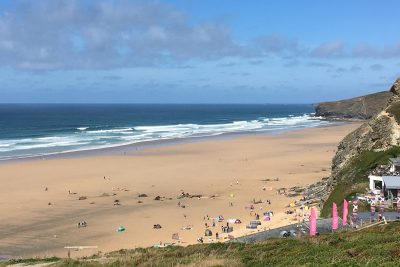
205, 229, 213, 236
117, 226, 125, 232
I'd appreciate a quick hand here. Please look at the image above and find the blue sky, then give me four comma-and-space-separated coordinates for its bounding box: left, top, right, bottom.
0, 0, 399, 103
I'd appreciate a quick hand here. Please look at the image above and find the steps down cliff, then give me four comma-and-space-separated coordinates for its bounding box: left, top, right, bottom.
331, 78, 400, 184
315, 91, 392, 120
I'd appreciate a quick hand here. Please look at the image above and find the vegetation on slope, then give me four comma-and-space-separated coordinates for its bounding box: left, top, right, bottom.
3, 222, 400, 267
321, 146, 400, 217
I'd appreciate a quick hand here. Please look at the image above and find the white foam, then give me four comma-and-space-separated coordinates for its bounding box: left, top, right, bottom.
0, 113, 330, 160
86, 128, 134, 134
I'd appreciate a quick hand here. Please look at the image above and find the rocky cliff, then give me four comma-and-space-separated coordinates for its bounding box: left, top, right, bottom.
315, 91, 392, 120
331, 78, 400, 184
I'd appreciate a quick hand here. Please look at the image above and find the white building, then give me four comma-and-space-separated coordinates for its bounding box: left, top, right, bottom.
369, 157, 400, 198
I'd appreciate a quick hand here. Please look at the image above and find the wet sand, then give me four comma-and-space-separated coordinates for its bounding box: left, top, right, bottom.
0, 123, 360, 259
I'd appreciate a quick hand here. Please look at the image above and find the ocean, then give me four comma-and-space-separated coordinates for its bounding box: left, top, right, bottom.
0, 104, 330, 160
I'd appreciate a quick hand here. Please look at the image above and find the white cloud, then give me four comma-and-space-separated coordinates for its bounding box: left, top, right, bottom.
0, 0, 242, 70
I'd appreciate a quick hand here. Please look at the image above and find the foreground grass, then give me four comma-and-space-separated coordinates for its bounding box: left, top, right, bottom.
4, 222, 400, 267
321, 146, 400, 217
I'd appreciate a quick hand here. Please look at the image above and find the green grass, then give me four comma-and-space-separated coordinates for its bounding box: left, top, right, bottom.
0, 256, 60, 266
321, 146, 400, 217
4, 222, 400, 267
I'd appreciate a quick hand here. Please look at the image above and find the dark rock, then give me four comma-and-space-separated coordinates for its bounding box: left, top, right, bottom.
315, 91, 392, 120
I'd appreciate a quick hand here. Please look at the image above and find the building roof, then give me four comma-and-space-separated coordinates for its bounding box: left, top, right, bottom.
383, 176, 400, 189
390, 158, 400, 166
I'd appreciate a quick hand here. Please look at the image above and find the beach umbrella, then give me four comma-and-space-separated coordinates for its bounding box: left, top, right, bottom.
117, 226, 125, 232
332, 202, 338, 231
342, 199, 348, 226
309, 208, 316, 237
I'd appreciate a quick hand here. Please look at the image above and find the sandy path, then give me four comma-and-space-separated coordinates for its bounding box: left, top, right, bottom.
0, 123, 359, 259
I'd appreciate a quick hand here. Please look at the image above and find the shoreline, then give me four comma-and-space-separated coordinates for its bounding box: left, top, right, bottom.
0, 122, 360, 259
0, 120, 343, 164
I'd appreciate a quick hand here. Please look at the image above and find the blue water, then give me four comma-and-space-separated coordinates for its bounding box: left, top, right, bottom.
0, 104, 328, 160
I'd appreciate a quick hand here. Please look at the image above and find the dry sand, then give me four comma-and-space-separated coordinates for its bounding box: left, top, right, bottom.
0, 123, 360, 259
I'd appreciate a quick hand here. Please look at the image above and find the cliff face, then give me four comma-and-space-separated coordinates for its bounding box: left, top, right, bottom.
331, 79, 400, 184
315, 91, 392, 120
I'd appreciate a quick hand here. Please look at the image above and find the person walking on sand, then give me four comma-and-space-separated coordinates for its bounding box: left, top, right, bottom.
216, 232, 219, 239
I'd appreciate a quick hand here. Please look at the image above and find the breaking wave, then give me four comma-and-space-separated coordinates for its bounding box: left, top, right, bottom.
0, 113, 329, 160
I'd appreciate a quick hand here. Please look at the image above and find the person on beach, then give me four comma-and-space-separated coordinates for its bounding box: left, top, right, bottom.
216, 232, 219, 239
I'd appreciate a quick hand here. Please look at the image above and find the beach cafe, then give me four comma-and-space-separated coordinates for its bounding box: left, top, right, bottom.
381, 176, 400, 201
369, 157, 400, 197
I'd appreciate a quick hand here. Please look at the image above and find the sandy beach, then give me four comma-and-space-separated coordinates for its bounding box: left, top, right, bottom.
0, 123, 360, 259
